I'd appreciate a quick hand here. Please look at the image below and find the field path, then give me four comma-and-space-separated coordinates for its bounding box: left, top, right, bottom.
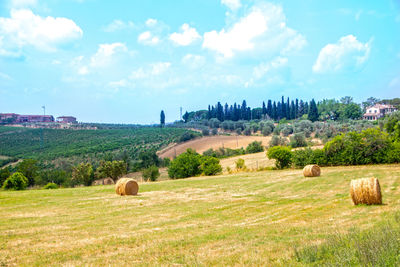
158, 135, 272, 158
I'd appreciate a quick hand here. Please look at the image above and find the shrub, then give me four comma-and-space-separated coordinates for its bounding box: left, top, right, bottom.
2, 172, 28, 190
235, 158, 245, 169
43, 182, 58, 189
281, 125, 294, 136
200, 157, 222, 176
269, 135, 287, 147
202, 128, 210, 136
180, 132, 198, 142
245, 141, 264, 153
96, 161, 127, 183
72, 163, 94, 186
0, 167, 11, 187
168, 149, 202, 179
243, 127, 252, 136
267, 146, 292, 169
211, 128, 218, 135
289, 132, 307, 148
142, 166, 160, 181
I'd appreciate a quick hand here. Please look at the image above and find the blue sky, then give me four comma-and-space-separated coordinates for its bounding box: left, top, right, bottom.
0, 0, 399, 124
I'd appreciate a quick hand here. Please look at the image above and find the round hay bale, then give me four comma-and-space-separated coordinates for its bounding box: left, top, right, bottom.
303, 164, 321, 177
115, 178, 138, 196
350, 178, 382, 205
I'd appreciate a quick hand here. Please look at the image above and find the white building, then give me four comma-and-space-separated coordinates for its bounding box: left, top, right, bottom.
363, 104, 397, 121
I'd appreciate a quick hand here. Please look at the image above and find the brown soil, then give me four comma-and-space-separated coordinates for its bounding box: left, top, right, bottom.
158, 135, 272, 159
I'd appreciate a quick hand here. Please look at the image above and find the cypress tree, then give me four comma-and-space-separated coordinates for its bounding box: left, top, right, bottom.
272, 101, 277, 120
286, 97, 290, 119
262, 101, 267, 116
160, 110, 165, 127
290, 100, 295, 120
281, 96, 286, 120
277, 102, 282, 120
267, 100, 272, 118
308, 99, 319, 122
241, 100, 247, 120
295, 99, 299, 118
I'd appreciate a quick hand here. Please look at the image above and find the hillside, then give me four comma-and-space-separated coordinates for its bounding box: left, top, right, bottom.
158, 135, 272, 159
1, 164, 399, 266
0, 126, 197, 167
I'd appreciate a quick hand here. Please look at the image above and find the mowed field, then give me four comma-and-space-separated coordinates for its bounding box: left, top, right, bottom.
1, 164, 400, 266
158, 135, 272, 159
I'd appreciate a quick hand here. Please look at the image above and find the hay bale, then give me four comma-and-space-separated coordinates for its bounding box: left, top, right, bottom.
115, 178, 138, 196
350, 178, 382, 205
303, 164, 321, 177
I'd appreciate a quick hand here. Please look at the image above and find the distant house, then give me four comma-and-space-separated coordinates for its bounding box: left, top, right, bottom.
17, 115, 55, 123
0, 113, 19, 122
56, 116, 77, 124
363, 104, 397, 121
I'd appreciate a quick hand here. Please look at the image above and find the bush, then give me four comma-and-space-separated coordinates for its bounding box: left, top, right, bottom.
168, 149, 202, 179
168, 149, 222, 178
235, 158, 245, 169
245, 141, 264, 153
142, 166, 160, 181
211, 128, 218, 135
269, 135, 287, 147
289, 132, 307, 148
72, 163, 94, 186
2, 172, 28, 190
200, 157, 222, 176
267, 146, 292, 169
0, 167, 11, 187
202, 128, 210, 136
96, 161, 127, 183
281, 125, 294, 136
243, 127, 252, 136
180, 132, 197, 142
43, 182, 58, 189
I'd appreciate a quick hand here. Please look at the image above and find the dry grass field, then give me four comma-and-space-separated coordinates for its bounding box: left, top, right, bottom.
158, 135, 272, 159
1, 164, 400, 266
219, 151, 275, 172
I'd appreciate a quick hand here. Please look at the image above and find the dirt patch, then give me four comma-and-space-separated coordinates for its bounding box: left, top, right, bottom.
158, 135, 272, 159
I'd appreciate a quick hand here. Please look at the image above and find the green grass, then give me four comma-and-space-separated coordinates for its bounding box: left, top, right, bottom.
1, 164, 400, 266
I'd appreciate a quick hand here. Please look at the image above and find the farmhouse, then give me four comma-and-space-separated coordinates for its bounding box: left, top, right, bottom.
363, 104, 397, 121
57, 116, 77, 124
17, 115, 55, 123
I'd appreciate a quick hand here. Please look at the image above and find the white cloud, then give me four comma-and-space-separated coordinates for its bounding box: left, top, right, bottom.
221, 0, 241, 11
78, 66, 89, 75
202, 3, 306, 58
138, 31, 160, 45
253, 57, 288, 79
0, 72, 12, 80
0, 9, 82, 52
169, 24, 201, 46
10, 0, 37, 7
313, 35, 371, 73
146, 18, 157, 27
103, 19, 134, 32
90, 42, 128, 68
182, 54, 206, 69
130, 62, 171, 80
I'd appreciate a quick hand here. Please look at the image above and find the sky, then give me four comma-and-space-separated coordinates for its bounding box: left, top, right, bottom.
0, 0, 399, 124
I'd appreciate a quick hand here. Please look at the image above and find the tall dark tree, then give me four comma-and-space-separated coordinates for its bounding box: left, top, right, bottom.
272, 101, 277, 120
290, 100, 295, 120
308, 99, 319, 122
304, 102, 309, 115
277, 101, 282, 120
224, 103, 229, 120
182, 111, 189, 123
241, 100, 247, 120
286, 97, 290, 119
216, 102, 224, 121
281, 96, 286, 120
267, 100, 272, 118
262, 101, 267, 116
160, 110, 165, 127
295, 99, 299, 118
207, 105, 211, 120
